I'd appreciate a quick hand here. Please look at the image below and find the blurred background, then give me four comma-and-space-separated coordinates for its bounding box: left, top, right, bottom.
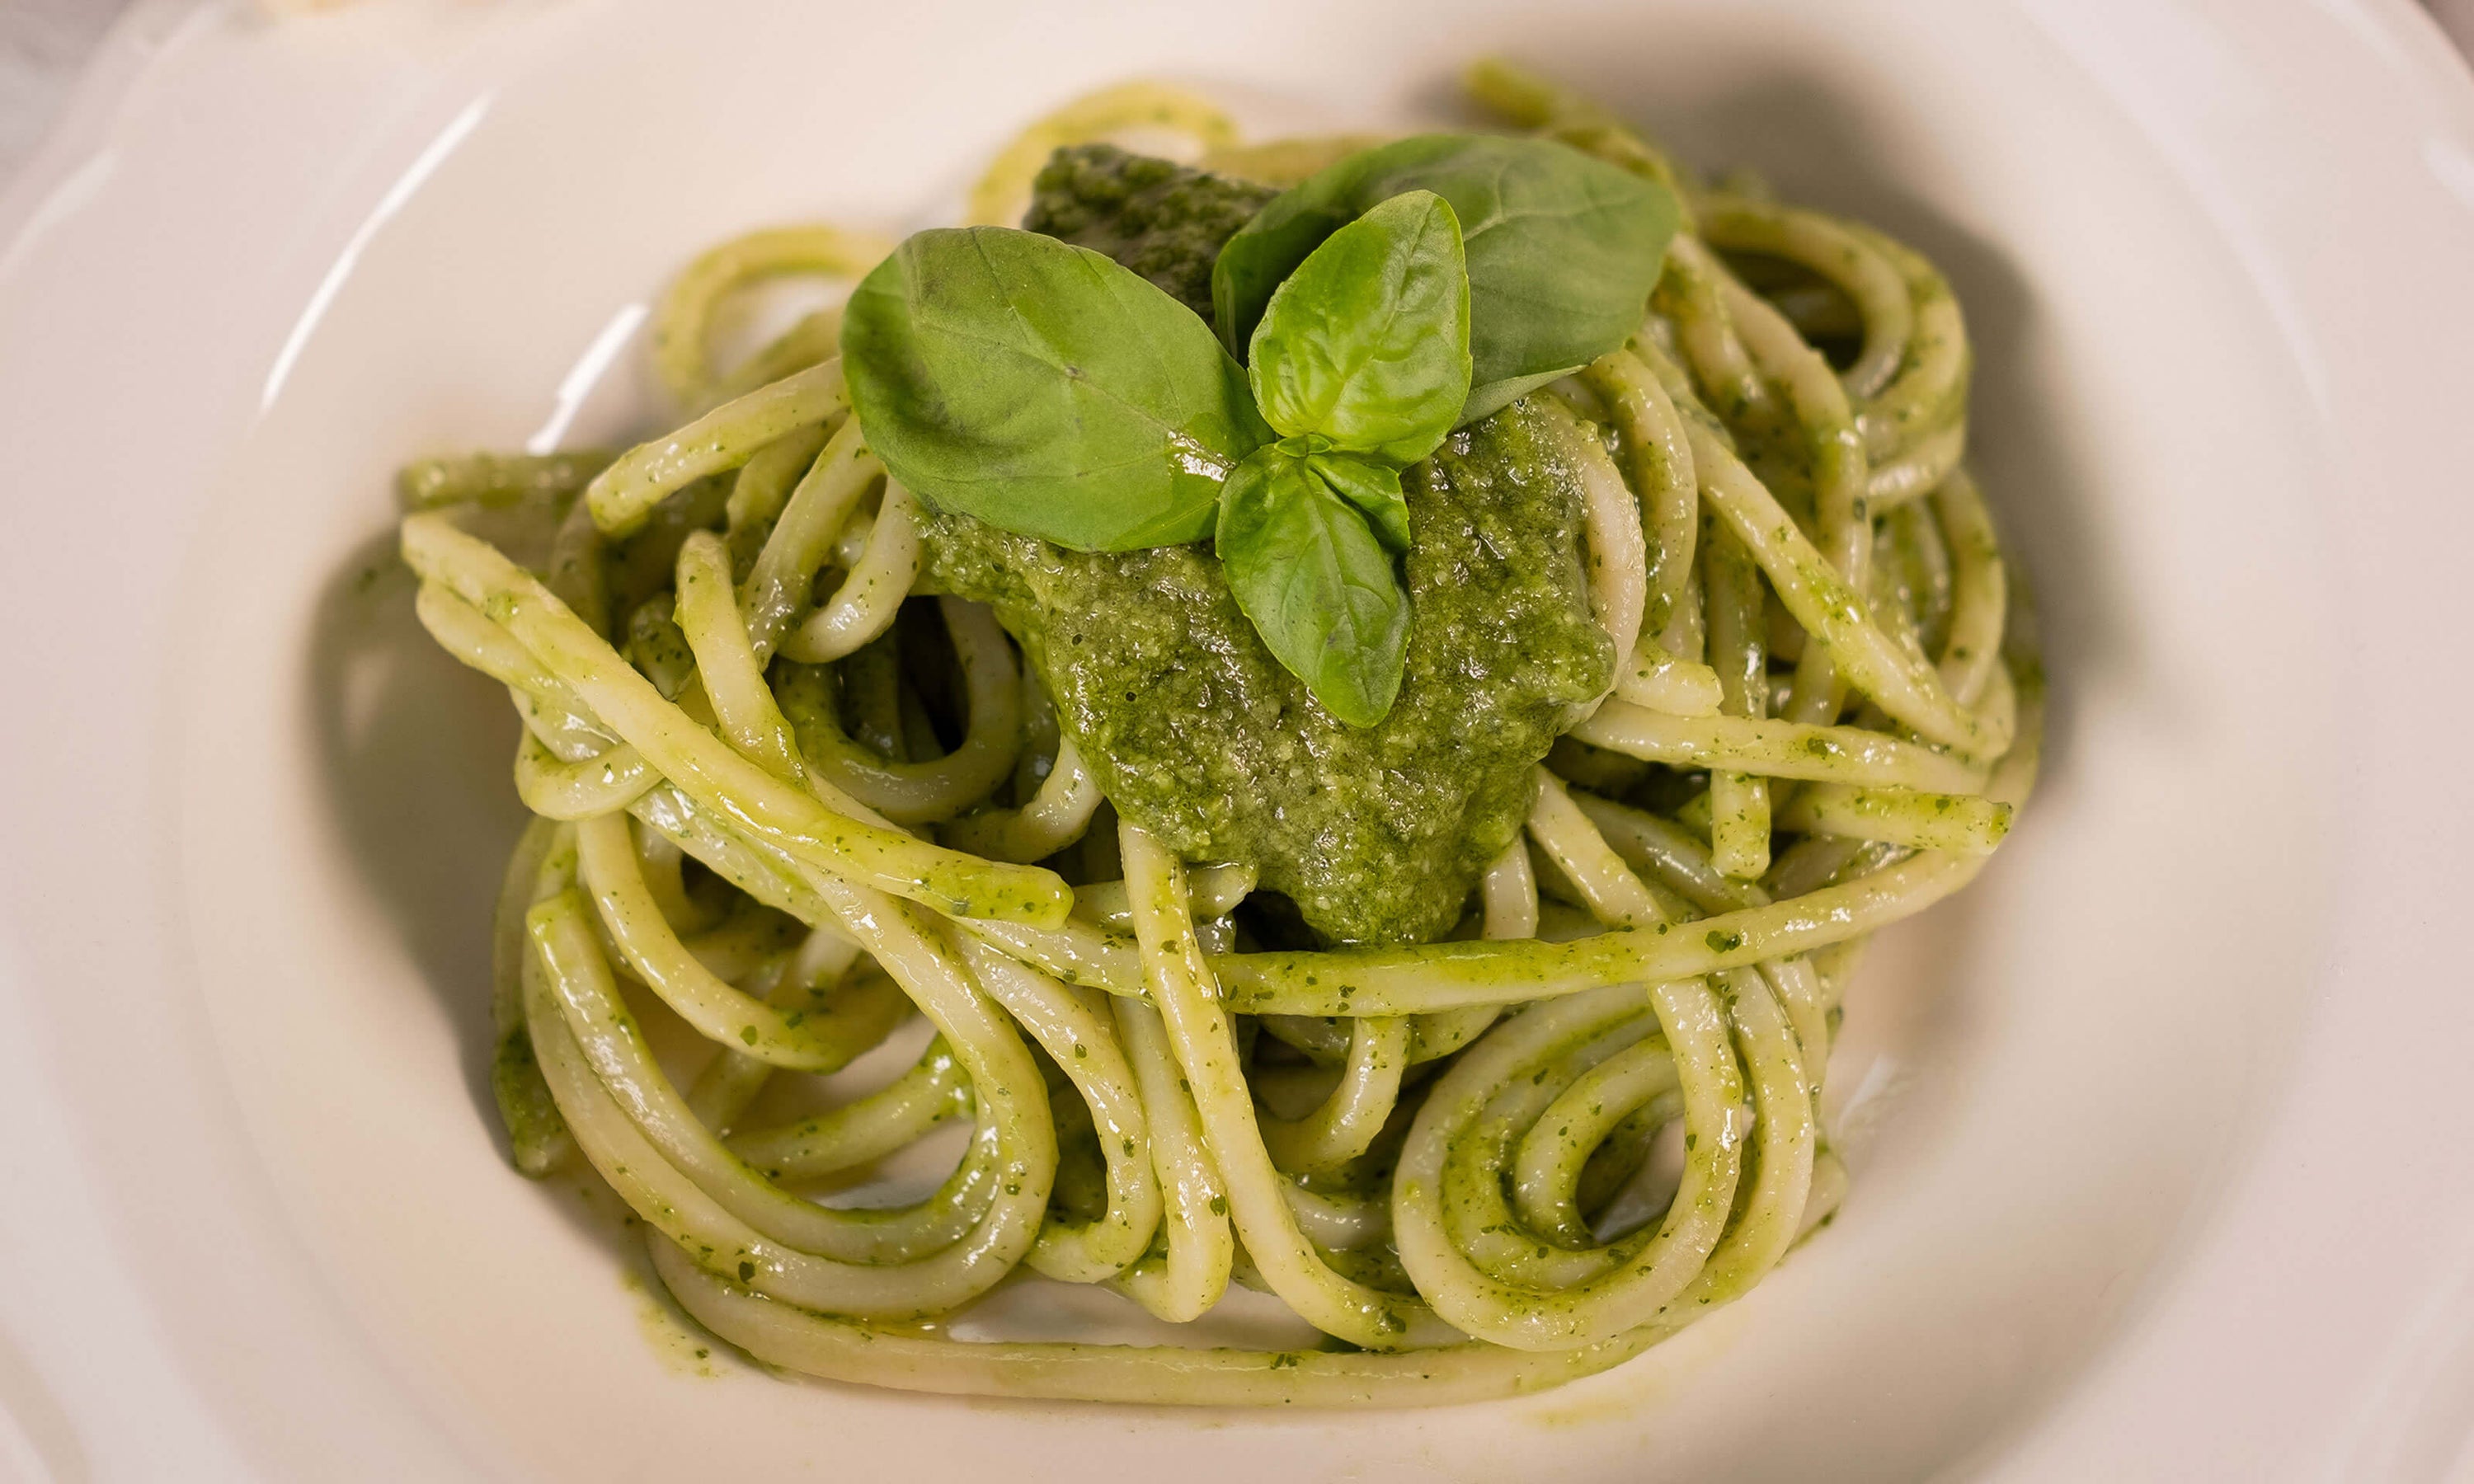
7, 0, 2474, 191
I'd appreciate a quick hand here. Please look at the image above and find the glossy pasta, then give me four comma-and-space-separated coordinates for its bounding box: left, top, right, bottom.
397, 60, 2038, 1407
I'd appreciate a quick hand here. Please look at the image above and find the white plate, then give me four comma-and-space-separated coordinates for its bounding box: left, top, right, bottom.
2, 1, 2471, 1478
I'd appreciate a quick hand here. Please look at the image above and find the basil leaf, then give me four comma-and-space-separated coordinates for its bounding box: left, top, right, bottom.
1212, 134, 1679, 424
1246, 190, 1470, 463
1306, 452, 1410, 552
1215, 447, 1409, 727
842, 226, 1268, 552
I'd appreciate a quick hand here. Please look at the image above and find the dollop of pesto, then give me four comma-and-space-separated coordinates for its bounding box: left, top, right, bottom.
924, 404, 1609, 944
1023, 144, 1277, 323
915, 146, 1611, 944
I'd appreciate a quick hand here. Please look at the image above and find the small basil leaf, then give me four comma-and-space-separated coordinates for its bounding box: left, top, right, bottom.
1212, 177, 1373, 355
1246, 190, 1470, 463
842, 226, 1269, 552
1307, 453, 1410, 552
1215, 448, 1410, 727
1212, 134, 1678, 425
1456, 366, 1582, 424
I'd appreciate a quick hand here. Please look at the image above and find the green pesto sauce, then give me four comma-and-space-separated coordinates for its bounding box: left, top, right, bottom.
1022, 143, 1277, 323
922, 402, 1610, 944
907, 143, 1611, 942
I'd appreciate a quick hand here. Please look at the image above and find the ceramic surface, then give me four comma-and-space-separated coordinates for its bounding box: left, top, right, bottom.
0, 2, 2470, 1479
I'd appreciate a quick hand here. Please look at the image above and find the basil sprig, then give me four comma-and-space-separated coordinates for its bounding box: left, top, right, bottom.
1213, 134, 1679, 422
842, 133, 1674, 728
1215, 190, 1470, 725
844, 188, 1470, 726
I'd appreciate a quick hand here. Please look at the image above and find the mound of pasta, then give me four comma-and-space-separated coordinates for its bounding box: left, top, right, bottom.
399, 61, 2036, 1406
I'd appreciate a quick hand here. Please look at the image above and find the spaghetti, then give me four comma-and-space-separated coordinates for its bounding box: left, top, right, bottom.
396, 59, 2038, 1406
